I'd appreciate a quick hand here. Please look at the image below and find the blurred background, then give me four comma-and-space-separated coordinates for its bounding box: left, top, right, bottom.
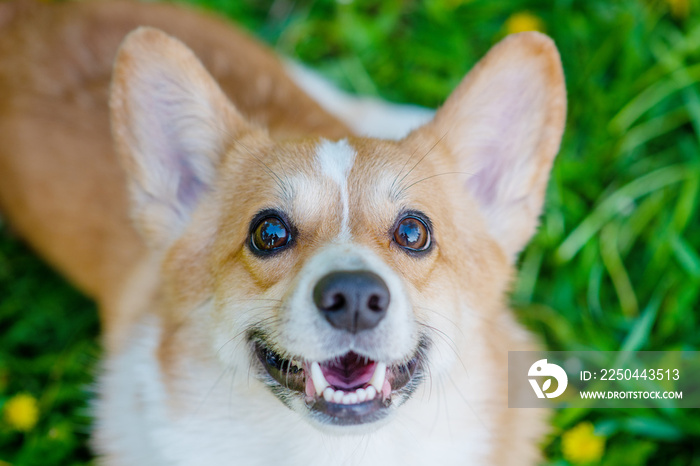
1, 0, 699, 464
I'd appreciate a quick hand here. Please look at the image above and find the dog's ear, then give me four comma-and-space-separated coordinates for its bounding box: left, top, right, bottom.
409, 32, 566, 261
110, 27, 247, 247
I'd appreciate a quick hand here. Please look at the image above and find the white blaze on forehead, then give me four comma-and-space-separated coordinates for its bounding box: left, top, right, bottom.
315, 139, 356, 240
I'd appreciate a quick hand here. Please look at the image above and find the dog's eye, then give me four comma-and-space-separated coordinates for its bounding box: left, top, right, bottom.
252, 217, 290, 252
393, 216, 430, 251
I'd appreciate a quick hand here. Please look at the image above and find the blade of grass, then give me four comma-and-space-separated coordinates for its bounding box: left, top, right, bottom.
609, 63, 700, 133
556, 164, 694, 263
619, 280, 667, 352
600, 222, 638, 317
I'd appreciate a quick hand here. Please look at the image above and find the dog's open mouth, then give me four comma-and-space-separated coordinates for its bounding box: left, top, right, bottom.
253, 340, 423, 426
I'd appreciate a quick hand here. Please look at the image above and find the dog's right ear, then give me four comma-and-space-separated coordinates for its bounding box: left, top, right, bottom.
405, 32, 566, 262
110, 27, 247, 248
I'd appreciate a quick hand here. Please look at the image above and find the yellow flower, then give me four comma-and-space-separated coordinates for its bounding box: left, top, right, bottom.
3, 393, 40, 431
561, 422, 605, 464
504, 12, 545, 35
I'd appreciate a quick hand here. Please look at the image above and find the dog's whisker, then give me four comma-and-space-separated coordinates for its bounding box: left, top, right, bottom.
415, 305, 463, 335
425, 357, 434, 403
420, 300, 520, 336
216, 313, 281, 357
417, 321, 471, 383
443, 372, 490, 431
390, 143, 423, 199
416, 322, 459, 358
399, 171, 473, 195
393, 131, 448, 197
228, 365, 237, 419
235, 297, 283, 302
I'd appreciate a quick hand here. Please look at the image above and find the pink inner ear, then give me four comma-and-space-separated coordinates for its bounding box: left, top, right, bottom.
175, 156, 208, 208
469, 149, 510, 206
128, 68, 224, 221
465, 82, 543, 208
111, 27, 250, 246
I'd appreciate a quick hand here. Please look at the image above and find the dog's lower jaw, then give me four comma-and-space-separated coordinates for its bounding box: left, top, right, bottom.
95, 313, 546, 466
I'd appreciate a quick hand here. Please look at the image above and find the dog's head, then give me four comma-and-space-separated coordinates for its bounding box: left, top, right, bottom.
110, 27, 565, 430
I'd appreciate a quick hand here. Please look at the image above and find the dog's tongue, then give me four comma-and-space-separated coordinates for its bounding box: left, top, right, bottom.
321, 352, 376, 390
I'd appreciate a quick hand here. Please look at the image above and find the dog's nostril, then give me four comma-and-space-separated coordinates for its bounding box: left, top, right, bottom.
327, 293, 345, 312
313, 271, 390, 333
367, 295, 382, 312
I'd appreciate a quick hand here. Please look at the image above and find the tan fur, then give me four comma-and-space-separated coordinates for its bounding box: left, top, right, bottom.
0, 1, 566, 464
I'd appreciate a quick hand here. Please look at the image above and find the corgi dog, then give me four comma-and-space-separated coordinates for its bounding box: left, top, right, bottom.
0, 1, 566, 464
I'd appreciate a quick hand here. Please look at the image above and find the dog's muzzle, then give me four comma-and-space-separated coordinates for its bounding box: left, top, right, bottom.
249, 269, 426, 426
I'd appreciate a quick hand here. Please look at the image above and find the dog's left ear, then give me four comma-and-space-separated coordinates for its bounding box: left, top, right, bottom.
110, 27, 250, 248
409, 32, 566, 260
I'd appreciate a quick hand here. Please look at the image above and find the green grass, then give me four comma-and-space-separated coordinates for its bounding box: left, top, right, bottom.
0, 231, 98, 465
1, 0, 700, 464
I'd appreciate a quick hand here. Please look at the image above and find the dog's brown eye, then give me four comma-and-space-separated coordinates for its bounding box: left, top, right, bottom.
252, 217, 290, 252
394, 216, 430, 251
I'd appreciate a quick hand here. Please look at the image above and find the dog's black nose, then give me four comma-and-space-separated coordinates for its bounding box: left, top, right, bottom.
313, 271, 390, 333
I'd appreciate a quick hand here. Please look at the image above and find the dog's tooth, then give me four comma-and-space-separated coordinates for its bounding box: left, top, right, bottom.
366, 385, 377, 400
356, 388, 367, 402
346, 393, 359, 404
323, 387, 335, 402
333, 390, 344, 403
310, 362, 329, 396
369, 362, 387, 392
